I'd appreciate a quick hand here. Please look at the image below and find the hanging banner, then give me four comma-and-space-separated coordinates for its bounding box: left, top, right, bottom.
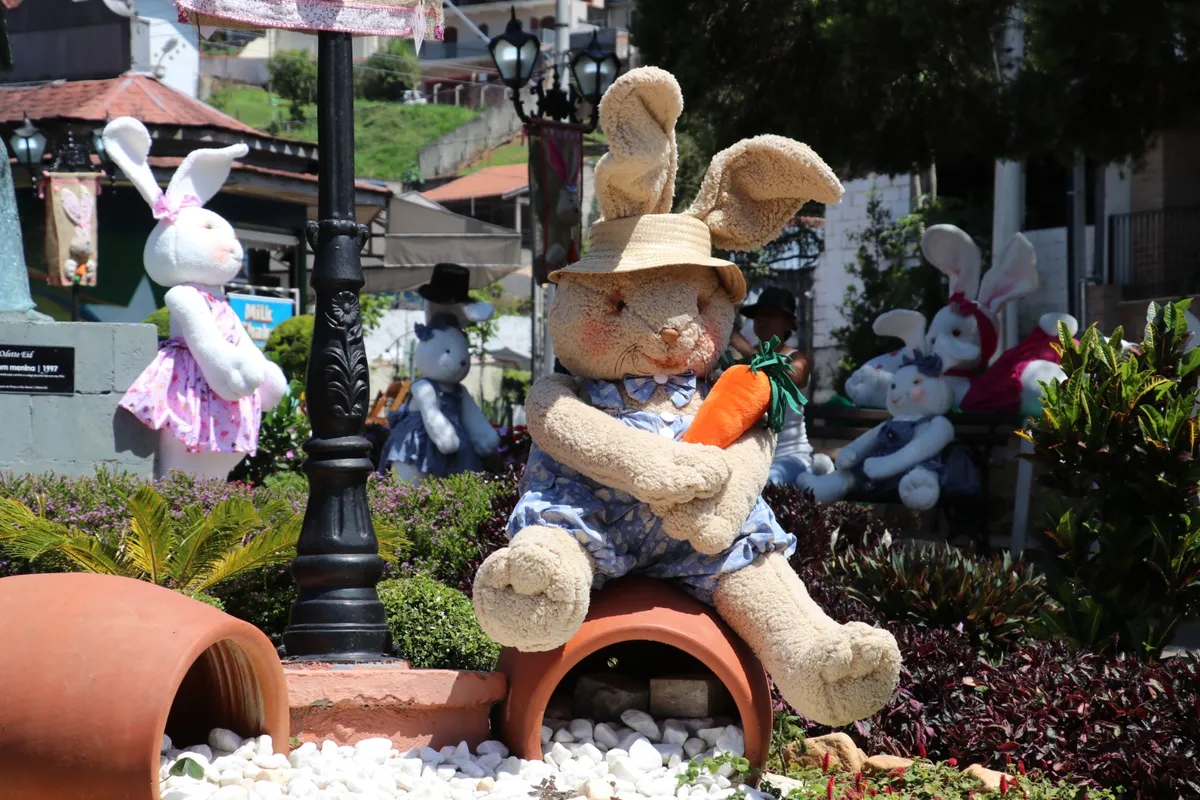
44, 173, 99, 288
529, 121, 584, 285
174, 0, 444, 39
228, 292, 297, 349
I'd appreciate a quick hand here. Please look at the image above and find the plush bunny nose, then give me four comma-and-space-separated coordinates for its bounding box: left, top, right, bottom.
659, 327, 681, 344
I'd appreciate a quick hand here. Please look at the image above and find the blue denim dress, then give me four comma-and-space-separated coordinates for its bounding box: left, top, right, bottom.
506, 377, 797, 605
381, 382, 483, 477
852, 416, 980, 496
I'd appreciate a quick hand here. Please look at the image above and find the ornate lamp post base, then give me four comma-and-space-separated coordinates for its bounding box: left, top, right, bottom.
281, 31, 389, 662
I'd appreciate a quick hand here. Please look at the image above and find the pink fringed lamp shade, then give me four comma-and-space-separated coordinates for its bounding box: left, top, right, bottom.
174, 0, 444, 39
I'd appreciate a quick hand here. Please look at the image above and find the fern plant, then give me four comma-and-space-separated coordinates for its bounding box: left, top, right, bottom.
0, 486, 407, 606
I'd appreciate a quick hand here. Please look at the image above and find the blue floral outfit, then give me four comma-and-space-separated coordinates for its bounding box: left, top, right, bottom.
381, 381, 483, 477
506, 374, 796, 605
853, 416, 980, 496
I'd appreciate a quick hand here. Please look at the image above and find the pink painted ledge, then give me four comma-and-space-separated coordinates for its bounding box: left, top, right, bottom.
286, 661, 507, 752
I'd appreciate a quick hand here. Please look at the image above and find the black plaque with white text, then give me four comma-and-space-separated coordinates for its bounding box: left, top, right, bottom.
0, 345, 75, 395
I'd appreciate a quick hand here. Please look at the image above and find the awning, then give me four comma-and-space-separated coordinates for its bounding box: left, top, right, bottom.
371, 191, 523, 293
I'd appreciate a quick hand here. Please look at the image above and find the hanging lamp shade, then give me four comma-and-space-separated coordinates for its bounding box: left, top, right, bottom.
174, 0, 444, 38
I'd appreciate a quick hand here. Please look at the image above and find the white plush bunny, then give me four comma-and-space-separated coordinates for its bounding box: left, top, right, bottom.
801, 309, 978, 510
104, 117, 287, 480
844, 225, 1039, 409
61, 186, 95, 284
382, 311, 500, 483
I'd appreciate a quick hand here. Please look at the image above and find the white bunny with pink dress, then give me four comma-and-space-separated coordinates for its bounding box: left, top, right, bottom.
103, 117, 287, 479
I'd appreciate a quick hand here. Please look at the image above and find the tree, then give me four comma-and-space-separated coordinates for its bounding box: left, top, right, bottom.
633, 0, 1200, 177
268, 49, 317, 122
356, 38, 421, 102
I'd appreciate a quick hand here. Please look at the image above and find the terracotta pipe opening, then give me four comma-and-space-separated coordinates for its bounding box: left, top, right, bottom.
552, 640, 737, 722
165, 639, 269, 748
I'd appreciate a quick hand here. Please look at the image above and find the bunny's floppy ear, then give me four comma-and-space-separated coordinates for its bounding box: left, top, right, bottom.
167, 142, 250, 207
592, 66, 683, 221
102, 117, 161, 207
921, 224, 981, 300
60, 189, 82, 225
873, 309, 928, 354
685, 134, 844, 252
976, 232, 1038, 315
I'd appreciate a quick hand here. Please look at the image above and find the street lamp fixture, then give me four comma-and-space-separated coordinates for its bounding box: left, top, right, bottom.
9, 114, 46, 170
487, 9, 621, 132
488, 8, 540, 91
569, 31, 620, 108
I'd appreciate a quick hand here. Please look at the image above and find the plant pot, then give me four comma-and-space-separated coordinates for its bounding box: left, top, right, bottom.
496, 577, 773, 776
0, 573, 289, 800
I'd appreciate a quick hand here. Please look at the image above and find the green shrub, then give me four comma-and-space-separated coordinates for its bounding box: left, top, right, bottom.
265, 314, 313, 383
355, 38, 420, 102
831, 540, 1055, 651
1021, 298, 1200, 658
229, 379, 311, 486
144, 307, 170, 338
378, 575, 499, 671
267, 49, 317, 121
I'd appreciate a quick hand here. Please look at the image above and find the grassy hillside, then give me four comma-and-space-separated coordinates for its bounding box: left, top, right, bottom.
207, 85, 478, 182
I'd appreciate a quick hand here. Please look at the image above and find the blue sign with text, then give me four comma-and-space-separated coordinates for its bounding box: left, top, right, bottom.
227, 294, 296, 350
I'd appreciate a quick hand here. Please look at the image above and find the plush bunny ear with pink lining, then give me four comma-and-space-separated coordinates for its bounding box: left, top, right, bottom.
102, 117, 161, 207
921, 224, 981, 300
167, 143, 249, 207
874, 309, 928, 354
977, 232, 1038, 315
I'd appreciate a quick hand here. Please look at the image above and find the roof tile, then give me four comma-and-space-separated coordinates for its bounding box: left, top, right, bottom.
422, 164, 528, 203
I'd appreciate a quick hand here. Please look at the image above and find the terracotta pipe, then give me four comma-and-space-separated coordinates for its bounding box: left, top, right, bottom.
496, 578, 773, 779
0, 573, 289, 800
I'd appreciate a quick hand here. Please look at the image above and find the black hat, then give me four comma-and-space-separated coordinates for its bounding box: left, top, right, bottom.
417, 263, 473, 304
740, 286, 797, 319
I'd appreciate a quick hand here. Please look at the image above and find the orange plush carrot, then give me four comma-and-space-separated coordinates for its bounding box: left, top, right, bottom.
682, 337, 806, 448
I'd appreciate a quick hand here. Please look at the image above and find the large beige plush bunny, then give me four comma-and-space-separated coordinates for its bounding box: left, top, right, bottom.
473, 67, 901, 727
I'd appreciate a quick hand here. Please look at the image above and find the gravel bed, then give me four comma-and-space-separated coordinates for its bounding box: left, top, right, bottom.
158, 711, 765, 800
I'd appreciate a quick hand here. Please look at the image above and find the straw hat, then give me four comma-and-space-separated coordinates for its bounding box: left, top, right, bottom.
550, 67, 845, 304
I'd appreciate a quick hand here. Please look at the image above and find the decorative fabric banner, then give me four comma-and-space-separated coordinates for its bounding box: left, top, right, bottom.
44, 173, 100, 288
530, 121, 584, 285
175, 0, 444, 39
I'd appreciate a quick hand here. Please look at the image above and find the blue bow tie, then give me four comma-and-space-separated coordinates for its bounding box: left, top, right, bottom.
623, 372, 697, 408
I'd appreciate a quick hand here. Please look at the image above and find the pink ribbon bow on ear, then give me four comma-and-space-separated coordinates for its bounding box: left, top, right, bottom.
152, 190, 202, 223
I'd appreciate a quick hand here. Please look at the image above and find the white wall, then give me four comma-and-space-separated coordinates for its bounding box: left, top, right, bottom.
1021, 226, 1094, 335
810, 174, 913, 399
135, 0, 201, 97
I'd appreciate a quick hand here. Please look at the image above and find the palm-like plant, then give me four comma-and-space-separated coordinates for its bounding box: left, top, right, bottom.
0, 486, 407, 605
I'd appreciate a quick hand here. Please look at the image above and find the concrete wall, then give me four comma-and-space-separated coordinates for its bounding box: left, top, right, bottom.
0, 322, 159, 478
1021, 225, 1094, 334
136, 0, 201, 98
810, 174, 913, 400
418, 100, 524, 179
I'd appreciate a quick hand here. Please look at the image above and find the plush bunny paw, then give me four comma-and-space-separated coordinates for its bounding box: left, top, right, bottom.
472, 526, 595, 652
655, 496, 742, 555
898, 467, 940, 511
778, 622, 902, 727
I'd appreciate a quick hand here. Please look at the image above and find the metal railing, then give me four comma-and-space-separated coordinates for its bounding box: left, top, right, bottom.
1109, 205, 1200, 299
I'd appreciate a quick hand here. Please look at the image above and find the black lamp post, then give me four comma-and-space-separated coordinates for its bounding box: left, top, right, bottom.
281, 30, 389, 661
8, 115, 46, 172
487, 9, 620, 132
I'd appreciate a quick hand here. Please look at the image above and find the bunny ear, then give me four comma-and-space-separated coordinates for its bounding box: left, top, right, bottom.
102, 117, 161, 207
977, 232, 1038, 315
167, 142, 250, 206
685, 134, 844, 252
593, 66, 683, 220
75, 187, 93, 222
921, 224, 981, 299
873, 309, 928, 353
60, 189, 81, 224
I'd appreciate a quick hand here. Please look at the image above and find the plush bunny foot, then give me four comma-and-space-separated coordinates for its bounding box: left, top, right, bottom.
796, 470, 856, 504
715, 553, 901, 727
811, 454, 835, 476
898, 467, 940, 511
473, 526, 595, 652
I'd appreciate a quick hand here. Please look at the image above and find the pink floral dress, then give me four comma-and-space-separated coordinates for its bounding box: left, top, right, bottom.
120, 292, 261, 455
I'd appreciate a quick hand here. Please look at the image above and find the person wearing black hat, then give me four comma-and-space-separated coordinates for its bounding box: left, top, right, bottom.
731, 286, 828, 484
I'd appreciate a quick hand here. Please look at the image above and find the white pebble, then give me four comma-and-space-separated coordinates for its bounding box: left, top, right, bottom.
161, 734, 174, 753
550, 742, 572, 765
578, 777, 612, 800
714, 726, 744, 758
211, 787, 249, 800
569, 719, 595, 741
422, 746, 445, 764
654, 744, 683, 766
541, 726, 553, 745
553, 728, 576, 743
184, 744, 214, 763
683, 738, 707, 759
576, 743, 604, 765
608, 756, 642, 783
627, 739, 662, 772
617, 732, 647, 753
251, 781, 282, 799
208, 728, 242, 753
604, 748, 628, 764
661, 721, 689, 747
253, 735, 273, 758
696, 728, 723, 747
477, 740, 510, 758
592, 723, 621, 750
354, 738, 394, 764
620, 710, 661, 742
